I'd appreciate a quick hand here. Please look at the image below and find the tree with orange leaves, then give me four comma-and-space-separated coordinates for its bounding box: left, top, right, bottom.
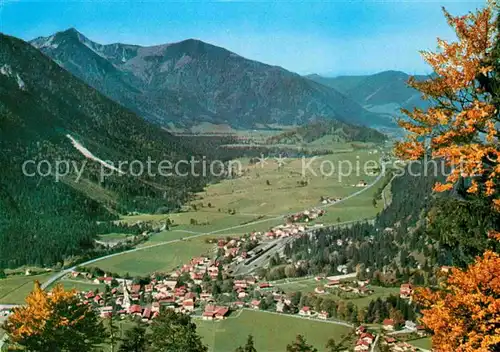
2, 281, 106, 351
395, 3, 500, 207
396, 2, 500, 351
415, 251, 500, 352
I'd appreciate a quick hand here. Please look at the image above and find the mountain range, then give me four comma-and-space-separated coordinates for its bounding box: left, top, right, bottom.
0, 33, 213, 267
306, 71, 431, 120
31, 28, 393, 129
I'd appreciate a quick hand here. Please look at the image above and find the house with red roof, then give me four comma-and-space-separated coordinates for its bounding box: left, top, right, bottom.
215, 306, 229, 320
325, 280, 340, 288
384, 337, 396, 344
318, 311, 329, 320
129, 305, 142, 315
94, 277, 105, 284
360, 333, 374, 344
142, 308, 152, 320
258, 282, 271, 289
400, 283, 412, 299
250, 300, 261, 309
182, 299, 195, 312
299, 306, 312, 316
383, 319, 395, 331
354, 340, 370, 351
356, 326, 367, 335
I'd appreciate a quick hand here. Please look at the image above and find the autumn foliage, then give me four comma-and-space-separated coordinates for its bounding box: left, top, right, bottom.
2, 281, 105, 351
415, 251, 500, 352
394, 4, 499, 203
395, 2, 500, 351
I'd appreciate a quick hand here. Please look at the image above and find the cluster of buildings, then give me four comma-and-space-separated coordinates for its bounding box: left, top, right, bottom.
263, 223, 307, 239
286, 208, 325, 223
77, 277, 202, 322
320, 196, 342, 205
295, 306, 329, 320
354, 326, 376, 351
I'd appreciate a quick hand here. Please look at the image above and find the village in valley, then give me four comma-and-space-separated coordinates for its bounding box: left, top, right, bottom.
13, 206, 430, 352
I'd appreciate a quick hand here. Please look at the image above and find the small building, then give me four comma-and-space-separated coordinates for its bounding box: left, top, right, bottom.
318, 311, 328, 320
354, 340, 370, 351
383, 318, 395, 331
360, 332, 374, 345
129, 305, 142, 316
356, 326, 367, 335
182, 299, 195, 312
314, 286, 325, 294
276, 301, 285, 313
142, 308, 152, 320
384, 337, 396, 344
250, 300, 261, 309
405, 320, 417, 331
325, 280, 340, 288
400, 284, 412, 299
215, 306, 229, 320
299, 306, 312, 316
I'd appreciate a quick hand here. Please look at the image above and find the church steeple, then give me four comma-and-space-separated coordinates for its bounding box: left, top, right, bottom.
122, 281, 131, 309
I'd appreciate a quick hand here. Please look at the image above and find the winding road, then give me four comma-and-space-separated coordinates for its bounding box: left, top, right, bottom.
1, 158, 388, 350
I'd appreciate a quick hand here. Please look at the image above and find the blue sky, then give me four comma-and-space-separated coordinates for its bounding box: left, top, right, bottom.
0, 0, 485, 75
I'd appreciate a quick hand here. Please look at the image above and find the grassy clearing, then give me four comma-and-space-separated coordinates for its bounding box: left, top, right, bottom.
339, 286, 401, 308
188, 151, 381, 217
196, 309, 351, 352
90, 237, 214, 276
410, 337, 433, 350
0, 273, 52, 304
277, 279, 400, 309
48, 279, 106, 293
98, 233, 132, 242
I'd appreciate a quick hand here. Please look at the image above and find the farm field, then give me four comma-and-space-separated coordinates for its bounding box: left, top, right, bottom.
91, 236, 214, 276
277, 278, 401, 309
410, 337, 433, 350
337, 286, 401, 308
0, 273, 52, 304
48, 278, 106, 293
91, 149, 386, 276
188, 152, 381, 217
195, 309, 352, 352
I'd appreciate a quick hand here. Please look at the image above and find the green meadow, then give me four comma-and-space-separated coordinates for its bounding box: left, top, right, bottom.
196, 309, 352, 352
0, 273, 52, 304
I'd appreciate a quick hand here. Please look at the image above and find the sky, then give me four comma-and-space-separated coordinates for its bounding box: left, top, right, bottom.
0, 0, 486, 76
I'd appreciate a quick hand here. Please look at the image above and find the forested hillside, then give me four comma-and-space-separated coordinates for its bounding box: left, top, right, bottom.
263, 162, 498, 284
0, 34, 216, 268
265, 118, 387, 145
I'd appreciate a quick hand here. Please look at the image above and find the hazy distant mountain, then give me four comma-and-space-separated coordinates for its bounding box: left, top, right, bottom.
306, 71, 431, 122
31, 28, 391, 129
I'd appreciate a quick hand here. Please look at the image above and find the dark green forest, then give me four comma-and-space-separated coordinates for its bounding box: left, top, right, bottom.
266, 118, 387, 145
0, 34, 223, 268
